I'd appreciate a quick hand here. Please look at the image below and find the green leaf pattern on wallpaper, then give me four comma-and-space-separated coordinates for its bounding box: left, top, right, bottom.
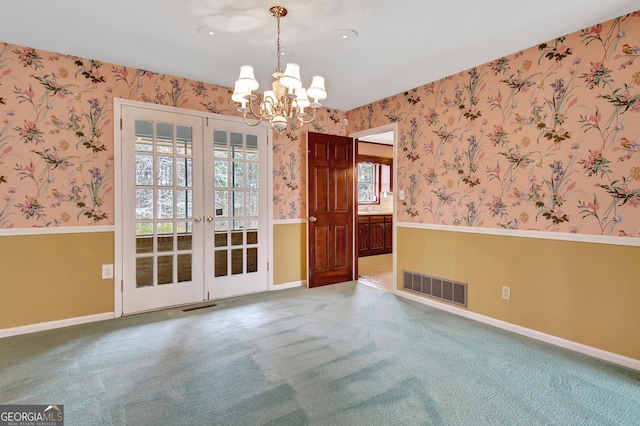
350, 12, 640, 237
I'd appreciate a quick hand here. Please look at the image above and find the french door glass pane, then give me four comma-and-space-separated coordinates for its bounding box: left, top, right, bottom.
156, 123, 174, 153
215, 250, 227, 277
247, 231, 258, 244
215, 161, 228, 187
233, 163, 244, 188
136, 234, 153, 254
176, 158, 192, 187
215, 221, 228, 232
233, 191, 244, 217
157, 256, 173, 285
176, 189, 192, 219
215, 233, 227, 247
247, 191, 258, 217
135, 120, 153, 152
136, 189, 153, 219
157, 189, 174, 219
231, 249, 243, 274
231, 232, 243, 246
247, 248, 258, 273
136, 257, 153, 287
215, 191, 228, 217
176, 125, 192, 155
157, 156, 173, 186
136, 154, 153, 185
247, 163, 258, 188
246, 135, 258, 160
177, 230, 192, 250
177, 254, 192, 282
231, 133, 243, 159
157, 235, 173, 252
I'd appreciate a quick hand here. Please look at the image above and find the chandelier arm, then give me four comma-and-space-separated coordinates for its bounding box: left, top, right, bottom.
240, 109, 263, 127
245, 98, 268, 121
296, 107, 319, 125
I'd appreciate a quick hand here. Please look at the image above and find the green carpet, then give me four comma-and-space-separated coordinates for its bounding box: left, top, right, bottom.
1, 282, 639, 425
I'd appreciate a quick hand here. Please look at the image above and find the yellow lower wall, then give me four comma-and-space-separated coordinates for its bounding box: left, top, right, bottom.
396, 227, 640, 360
273, 223, 307, 285
0, 231, 114, 329
0, 225, 306, 330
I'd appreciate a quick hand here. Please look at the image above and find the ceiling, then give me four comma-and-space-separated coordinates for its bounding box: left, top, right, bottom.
1, 1, 639, 111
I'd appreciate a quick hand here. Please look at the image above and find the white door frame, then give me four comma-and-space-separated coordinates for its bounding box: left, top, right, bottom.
113, 98, 273, 317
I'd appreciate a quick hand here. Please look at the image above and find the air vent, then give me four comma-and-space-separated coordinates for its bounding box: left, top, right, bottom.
403, 270, 467, 307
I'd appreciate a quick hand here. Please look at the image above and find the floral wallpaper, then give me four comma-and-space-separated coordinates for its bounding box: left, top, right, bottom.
0, 41, 344, 228
349, 12, 640, 237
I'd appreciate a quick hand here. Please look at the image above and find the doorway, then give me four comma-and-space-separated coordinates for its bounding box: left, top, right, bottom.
351, 124, 397, 293
116, 100, 270, 315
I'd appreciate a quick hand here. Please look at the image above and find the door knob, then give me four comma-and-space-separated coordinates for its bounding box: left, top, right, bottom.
309, 216, 317, 222
194, 216, 202, 223
206, 216, 214, 222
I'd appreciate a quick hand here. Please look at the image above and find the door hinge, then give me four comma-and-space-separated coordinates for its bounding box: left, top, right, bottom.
267, 261, 269, 271
206, 117, 209, 127
121, 279, 124, 291
120, 118, 123, 130
207, 291, 210, 300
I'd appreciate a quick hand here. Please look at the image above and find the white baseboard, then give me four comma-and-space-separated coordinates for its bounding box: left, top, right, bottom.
0, 312, 114, 339
270, 280, 306, 290
396, 290, 640, 371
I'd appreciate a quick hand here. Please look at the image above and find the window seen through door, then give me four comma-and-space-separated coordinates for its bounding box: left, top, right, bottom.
357, 162, 378, 203
357, 156, 392, 204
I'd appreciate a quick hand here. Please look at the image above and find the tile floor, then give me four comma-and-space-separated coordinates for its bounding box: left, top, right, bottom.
357, 253, 394, 292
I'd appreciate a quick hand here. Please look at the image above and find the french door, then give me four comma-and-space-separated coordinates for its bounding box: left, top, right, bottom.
119, 103, 269, 314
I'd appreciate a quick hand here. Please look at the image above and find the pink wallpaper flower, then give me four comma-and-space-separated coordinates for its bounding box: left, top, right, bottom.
349, 12, 640, 237
0, 42, 345, 227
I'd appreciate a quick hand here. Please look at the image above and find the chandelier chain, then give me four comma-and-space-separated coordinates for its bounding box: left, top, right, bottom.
276, 14, 282, 73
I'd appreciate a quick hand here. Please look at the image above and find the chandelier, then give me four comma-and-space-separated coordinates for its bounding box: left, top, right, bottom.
231, 5, 327, 131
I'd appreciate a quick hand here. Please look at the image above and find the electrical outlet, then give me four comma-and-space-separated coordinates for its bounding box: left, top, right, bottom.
501, 286, 511, 301
398, 190, 405, 200
102, 264, 114, 279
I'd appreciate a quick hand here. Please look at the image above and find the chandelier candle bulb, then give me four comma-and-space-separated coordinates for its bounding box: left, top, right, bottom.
295, 88, 311, 115
230, 5, 327, 130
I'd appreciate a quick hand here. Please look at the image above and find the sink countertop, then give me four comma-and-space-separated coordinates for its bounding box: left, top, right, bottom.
358, 211, 393, 216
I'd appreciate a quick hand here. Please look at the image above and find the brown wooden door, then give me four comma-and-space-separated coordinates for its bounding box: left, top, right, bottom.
307, 132, 354, 287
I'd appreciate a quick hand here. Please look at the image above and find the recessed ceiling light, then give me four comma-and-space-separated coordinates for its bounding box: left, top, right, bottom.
335, 29, 358, 41
198, 26, 217, 37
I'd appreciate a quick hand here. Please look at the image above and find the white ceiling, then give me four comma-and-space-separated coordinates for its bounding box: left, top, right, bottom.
1, 1, 639, 111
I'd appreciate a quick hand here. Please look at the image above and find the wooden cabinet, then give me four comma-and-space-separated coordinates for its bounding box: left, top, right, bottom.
369, 215, 385, 255
358, 216, 370, 257
358, 214, 392, 257
384, 214, 393, 253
